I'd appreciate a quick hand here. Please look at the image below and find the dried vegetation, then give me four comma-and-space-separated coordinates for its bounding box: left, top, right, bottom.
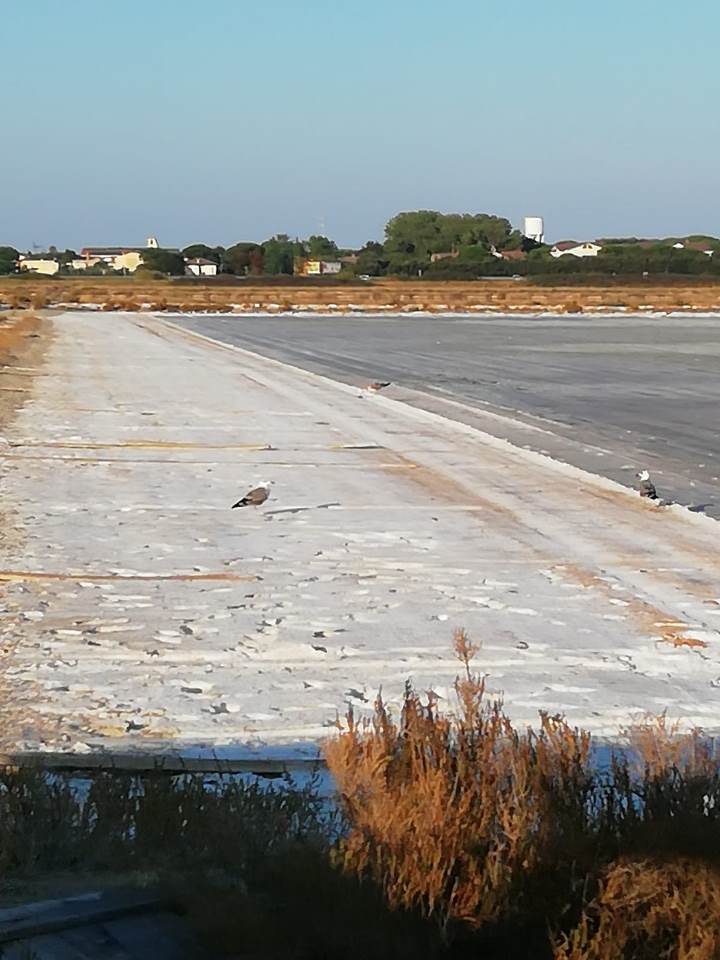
324, 631, 720, 958
0, 630, 719, 956
2, 276, 720, 314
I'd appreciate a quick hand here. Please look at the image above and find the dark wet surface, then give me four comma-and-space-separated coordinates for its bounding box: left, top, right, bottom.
173, 313, 720, 519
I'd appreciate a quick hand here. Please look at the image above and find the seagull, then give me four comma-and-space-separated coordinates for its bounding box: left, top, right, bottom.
366, 381, 391, 392
232, 481, 273, 509
636, 470, 658, 500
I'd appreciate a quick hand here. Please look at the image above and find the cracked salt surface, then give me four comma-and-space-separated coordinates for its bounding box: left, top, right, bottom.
1, 312, 720, 757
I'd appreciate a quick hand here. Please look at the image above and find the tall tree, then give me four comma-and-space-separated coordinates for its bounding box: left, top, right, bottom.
262, 236, 296, 275
355, 241, 388, 276
0, 246, 18, 274
384, 211, 512, 260
141, 248, 186, 275
223, 243, 262, 275
305, 235, 338, 258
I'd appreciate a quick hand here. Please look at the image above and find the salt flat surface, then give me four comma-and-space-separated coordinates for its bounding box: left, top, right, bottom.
173, 312, 720, 518
1, 311, 719, 758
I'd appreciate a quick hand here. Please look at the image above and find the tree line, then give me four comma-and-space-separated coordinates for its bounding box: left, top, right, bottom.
3, 212, 720, 279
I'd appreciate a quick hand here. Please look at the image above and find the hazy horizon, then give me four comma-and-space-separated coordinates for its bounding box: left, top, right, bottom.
3, 0, 719, 252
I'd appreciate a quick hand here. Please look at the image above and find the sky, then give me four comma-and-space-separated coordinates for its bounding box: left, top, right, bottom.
2, 0, 719, 251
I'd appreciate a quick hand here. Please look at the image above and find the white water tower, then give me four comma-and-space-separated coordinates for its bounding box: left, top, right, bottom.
523, 216, 545, 244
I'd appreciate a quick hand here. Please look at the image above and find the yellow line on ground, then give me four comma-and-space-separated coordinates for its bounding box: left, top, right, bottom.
0, 454, 416, 467
0, 571, 258, 583
8, 440, 274, 451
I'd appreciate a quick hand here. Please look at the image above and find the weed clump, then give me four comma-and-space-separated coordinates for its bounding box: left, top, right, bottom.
325, 630, 720, 958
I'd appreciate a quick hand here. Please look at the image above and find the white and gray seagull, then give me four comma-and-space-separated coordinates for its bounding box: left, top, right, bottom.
232, 481, 273, 509
636, 470, 658, 500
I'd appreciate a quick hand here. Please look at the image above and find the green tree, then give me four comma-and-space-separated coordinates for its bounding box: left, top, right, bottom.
384, 254, 425, 277
354, 241, 388, 276
262, 236, 296, 275
141, 248, 186, 276
384, 211, 513, 261
305, 235, 339, 258
223, 243, 262, 275
0, 246, 19, 274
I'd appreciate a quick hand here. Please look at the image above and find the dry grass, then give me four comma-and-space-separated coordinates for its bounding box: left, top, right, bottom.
554, 859, 720, 960
324, 630, 720, 957
0, 311, 43, 357
325, 630, 595, 941
2, 276, 720, 314
661, 633, 709, 650
0, 766, 330, 886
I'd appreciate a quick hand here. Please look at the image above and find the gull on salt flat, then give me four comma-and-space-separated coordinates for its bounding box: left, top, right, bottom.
636, 470, 658, 500
231, 481, 273, 509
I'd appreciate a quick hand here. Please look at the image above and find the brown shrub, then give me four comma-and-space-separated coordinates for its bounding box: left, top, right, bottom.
3, 290, 27, 309
29, 292, 49, 309
554, 858, 720, 960
325, 630, 593, 935
325, 632, 720, 954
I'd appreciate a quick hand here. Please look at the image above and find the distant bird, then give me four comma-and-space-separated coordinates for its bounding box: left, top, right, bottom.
636, 470, 658, 500
232, 481, 272, 509
366, 381, 391, 392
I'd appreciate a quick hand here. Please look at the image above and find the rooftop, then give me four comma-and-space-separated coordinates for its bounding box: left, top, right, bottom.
81, 247, 145, 256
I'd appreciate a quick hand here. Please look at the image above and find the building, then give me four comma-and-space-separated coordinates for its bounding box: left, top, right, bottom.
550, 241, 603, 258
497, 249, 527, 262
523, 216, 545, 244
430, 251, 459, 263
17, 254, 59, 276
300, 259, 342, 276
673, 240, 714, 256
79, 236, 164, 272
185, 257, 218, 277
80, 246, 145, 272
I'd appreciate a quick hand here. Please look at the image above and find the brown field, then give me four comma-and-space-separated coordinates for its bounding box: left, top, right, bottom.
0, 311, 46, 429
2, 276, 720, 314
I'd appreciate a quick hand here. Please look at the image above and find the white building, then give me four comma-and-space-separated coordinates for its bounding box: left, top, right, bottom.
523, 216, 545, 244
17, 255, 59, 276
185, 257, 218, 277
672, 240, 714, 256
550, 241, 603, 258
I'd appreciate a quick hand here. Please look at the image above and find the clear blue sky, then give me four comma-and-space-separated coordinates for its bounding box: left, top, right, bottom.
3, 0, 718, 251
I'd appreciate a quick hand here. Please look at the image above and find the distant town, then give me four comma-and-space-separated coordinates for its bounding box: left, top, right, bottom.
2, 212, 719, 280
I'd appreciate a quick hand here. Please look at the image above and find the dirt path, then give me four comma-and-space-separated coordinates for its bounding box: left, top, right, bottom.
0, 311, 718, 758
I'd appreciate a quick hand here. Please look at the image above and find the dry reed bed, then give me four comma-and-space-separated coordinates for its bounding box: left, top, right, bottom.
324, 632, 720, 959
2, 278, 720, 314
